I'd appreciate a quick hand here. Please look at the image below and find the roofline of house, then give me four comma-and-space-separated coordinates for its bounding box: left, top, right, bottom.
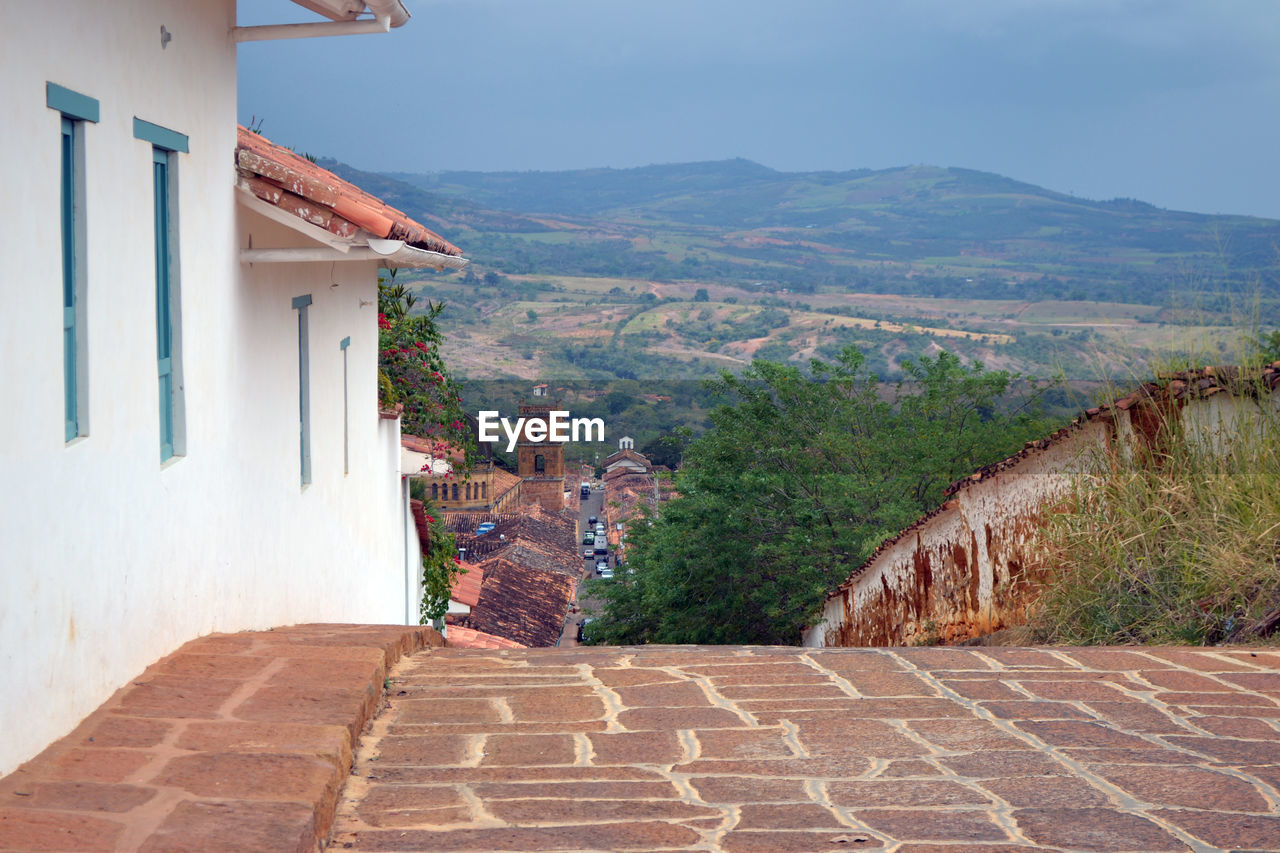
233, 0, 409, 42
235, 185, 468, 271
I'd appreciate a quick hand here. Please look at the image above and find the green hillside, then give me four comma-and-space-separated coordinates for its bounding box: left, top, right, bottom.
336, 159, 1279, 310
329, 158, 1277, 388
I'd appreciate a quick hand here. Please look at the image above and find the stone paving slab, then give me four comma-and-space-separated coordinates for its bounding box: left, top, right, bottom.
331, 645, 1280, 853
0, 625, 442, 853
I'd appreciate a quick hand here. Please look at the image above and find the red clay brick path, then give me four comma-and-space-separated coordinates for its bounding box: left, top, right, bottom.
330, 644, 1280, 852
0, 625, 441, 853
4, 631, 1279, 852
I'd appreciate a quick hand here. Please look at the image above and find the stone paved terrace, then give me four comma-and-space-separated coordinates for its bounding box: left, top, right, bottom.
2, 627, 1279, 851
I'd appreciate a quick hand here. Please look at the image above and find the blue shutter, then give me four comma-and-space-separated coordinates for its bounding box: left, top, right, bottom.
61, 117, 78, 441
293, 295, 313, 485
153, 149, 174, 461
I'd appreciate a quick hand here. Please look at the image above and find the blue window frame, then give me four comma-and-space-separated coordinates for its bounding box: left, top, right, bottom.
340, 335, 351, 475
48, 83, 98, 442
153, 148, 176, 460
135, 118, 187, 462
294, 295, 313, 485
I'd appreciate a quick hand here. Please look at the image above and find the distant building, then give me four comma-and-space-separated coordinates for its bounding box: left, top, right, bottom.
604, 447, 652, 477
517, 402, 566, 511
402, 435, 522, 513
618, 435, 635, 450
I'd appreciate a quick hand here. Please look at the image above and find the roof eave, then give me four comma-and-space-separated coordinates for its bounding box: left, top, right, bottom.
289, 0, 409, 27
236, 187, 469, 271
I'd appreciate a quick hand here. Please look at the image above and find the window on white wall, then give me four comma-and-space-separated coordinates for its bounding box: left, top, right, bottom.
294, 295, 313, 485
340, 335, 350, 475
133, 118, 188, 463
48, 83, 98, 443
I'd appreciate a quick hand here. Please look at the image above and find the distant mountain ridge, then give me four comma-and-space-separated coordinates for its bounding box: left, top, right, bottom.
325, 157, 1279, 311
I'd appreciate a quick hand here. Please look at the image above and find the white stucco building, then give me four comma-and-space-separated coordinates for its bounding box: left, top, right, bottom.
0, 0, 467, 775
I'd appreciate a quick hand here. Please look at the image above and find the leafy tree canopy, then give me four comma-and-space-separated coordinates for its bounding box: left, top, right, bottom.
590, 346, 1055, 645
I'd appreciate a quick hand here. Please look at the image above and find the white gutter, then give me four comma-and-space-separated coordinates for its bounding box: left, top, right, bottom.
233, 16, 389, 42
241, 241, 470, 271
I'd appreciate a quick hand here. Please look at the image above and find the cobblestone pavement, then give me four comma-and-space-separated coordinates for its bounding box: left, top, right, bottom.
331, 644, 1280, 853
3, 629, 1278, 852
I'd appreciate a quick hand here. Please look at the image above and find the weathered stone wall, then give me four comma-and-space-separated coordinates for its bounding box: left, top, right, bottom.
802, 367, 1280, 648
803, 420, 1111, 647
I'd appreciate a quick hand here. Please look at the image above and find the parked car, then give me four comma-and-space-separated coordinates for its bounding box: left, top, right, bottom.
583, 531, 595, 545
475, 522, 495, 536
595, 560, 609, 575
583, 548, 594, 559
600, 568, 614, 580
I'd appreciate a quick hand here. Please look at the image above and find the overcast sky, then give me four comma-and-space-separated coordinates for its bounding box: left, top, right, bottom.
237, 1, 1280, 219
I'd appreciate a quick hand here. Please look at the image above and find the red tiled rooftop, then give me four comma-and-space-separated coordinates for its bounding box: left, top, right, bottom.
443, 626, 525, 650
235, 125, 462, 256
449, 562, 484, 608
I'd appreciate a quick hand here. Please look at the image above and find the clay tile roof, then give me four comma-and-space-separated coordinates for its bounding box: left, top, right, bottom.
445, 625, 525, 650
401, 435, 466, 461
484, 507, 579, 577
234, 125, 462, 256
492, 468, 522, 500
604, 448, 652, 469
449, 562, 484, 608
461, 557, 577, 647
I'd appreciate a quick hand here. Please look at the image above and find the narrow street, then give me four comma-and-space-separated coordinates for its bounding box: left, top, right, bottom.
561, 482, 605, 647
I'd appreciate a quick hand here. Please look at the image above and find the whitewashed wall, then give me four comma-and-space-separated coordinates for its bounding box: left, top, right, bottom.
0, 0, 410, 775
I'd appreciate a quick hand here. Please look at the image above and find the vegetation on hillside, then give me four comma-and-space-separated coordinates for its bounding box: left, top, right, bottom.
337, 159, 1280, 316
588, 347, 1057, 645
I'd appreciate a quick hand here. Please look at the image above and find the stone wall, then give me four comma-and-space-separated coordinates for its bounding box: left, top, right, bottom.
802, 366, 1280, 647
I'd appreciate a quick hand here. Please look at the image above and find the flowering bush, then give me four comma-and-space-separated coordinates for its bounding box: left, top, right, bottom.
378, 276, 475, 624
419, 511, 464, 624
377, 279, 474, 464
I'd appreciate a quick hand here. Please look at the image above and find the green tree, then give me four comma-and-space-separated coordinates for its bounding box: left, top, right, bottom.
693, 288, 710, 302
591, 346, 1052, 645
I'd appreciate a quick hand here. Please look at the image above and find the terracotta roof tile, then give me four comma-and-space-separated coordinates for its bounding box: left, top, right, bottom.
459, 557, 577, 647
603, 448, 652, 470
449, 562, 484, 608
491, 468, 523, 500
445, 625, 525, 650
235, 125, 462, 256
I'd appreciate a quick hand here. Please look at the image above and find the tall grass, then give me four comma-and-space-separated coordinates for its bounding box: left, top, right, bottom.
1033, 365, 1280, 645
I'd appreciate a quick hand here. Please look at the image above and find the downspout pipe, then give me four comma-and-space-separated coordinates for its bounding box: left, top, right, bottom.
365, 0, 410, 28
